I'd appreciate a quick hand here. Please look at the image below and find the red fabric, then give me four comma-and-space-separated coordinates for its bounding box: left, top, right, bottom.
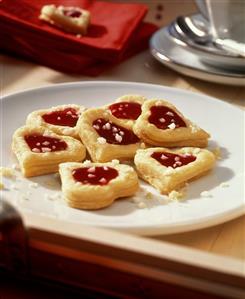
0, 0, 158, 75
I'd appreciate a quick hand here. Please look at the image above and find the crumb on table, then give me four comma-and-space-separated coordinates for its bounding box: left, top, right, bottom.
0, 167, 15, 178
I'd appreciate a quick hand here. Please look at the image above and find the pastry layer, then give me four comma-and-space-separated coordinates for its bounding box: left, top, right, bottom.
59, 160, 139, 209
12, 126, 86, 177
133, 99, 210, 147
134, 147, 215, 194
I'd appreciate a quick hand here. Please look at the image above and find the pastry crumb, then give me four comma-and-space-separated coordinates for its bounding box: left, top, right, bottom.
48, 192, 61, 200
0, 167, 15, 178
44, 180, 58, 187
137, 202, 147, 209
220, 182, 230, 188
212, 147, 222, 160
54, 173, 60, 179
29, 182, 39, 188
168, 190, 185, 200
146, 192, 153, 200
0, 182, 4, 190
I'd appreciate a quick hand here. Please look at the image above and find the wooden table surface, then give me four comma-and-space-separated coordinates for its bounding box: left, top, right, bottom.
1, 2, 244, 297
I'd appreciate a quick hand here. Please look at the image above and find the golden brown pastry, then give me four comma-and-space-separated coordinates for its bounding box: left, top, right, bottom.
59, 160, 139, 210
133, 99, 210, 147
39, 4, 91, 35
26, 104, 85, 139
134, 147, 216, 194
77, 107, 144, 162
12, 126, 86, 177
105, 94, 146, 128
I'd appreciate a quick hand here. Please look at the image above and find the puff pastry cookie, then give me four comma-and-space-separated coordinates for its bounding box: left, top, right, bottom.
39, 5, 91, 35
77, 107, 144, 162
106, 95, 146, 128
133, 99, 210, 147
12, 126, 86, 177
134, 147, 215, 194
26, 104, 85, 139
59, 160, 139, 209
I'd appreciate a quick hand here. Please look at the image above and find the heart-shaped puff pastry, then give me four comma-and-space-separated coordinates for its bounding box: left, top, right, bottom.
105, 94, 146, 129
77, 107, 144, 162
39, 5, 91, 35
12, 126, 86, 177
133, 99, 210, 147
26, 104, 85, 139
134, 147, 216, 194
59, 160, 139, 210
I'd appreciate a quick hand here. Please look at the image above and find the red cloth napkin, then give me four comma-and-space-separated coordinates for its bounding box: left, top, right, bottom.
0, 0, 158, 75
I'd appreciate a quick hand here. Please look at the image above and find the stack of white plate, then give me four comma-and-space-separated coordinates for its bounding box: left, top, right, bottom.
150, 14, 245, 86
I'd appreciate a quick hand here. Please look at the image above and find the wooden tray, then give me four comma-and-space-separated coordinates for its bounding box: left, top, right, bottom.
0, 200, 244, 298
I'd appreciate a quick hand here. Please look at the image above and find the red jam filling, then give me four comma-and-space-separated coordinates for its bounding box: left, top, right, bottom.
42, 108, 79, 127
25, 134, 67, 153
151, 152, 196, 168
63, 9, 82, 18
72, 166, 118, 185
148, 106, 186, 130
92, 118, 140, 145
109, 102, 142, 120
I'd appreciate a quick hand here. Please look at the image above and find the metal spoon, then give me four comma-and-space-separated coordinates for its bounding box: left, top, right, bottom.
173, 16, 245, 58
168, 17, 223, 55
175, 15, 211, 45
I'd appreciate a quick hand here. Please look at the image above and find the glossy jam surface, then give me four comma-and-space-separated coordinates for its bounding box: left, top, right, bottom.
42, 108, 79, 127
72, 166, 118, 185
151, 151, 196, 168
25, 134, 67, 153
148, 106, 186, 130
93, 118, 140, 145
63, 9, 82, 18
109, 102, 142, 120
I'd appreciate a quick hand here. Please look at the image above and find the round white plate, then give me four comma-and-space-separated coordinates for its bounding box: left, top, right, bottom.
150, 26, 245, 86
1, 81, 244, 235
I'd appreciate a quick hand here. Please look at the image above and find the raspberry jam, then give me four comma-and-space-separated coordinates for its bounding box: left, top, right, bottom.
151, 152, 196, 168
148, 106, 186, 130
25, 134, 67, 153
42, 108, 79, 127
109, 102, 142, 120
93, 118, 140, 145
63, 9, 82, 18
72, 166, 118, 185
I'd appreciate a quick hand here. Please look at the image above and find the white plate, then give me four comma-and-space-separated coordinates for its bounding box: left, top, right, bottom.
150, 26, 245, 86
1, 81, 244, 236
